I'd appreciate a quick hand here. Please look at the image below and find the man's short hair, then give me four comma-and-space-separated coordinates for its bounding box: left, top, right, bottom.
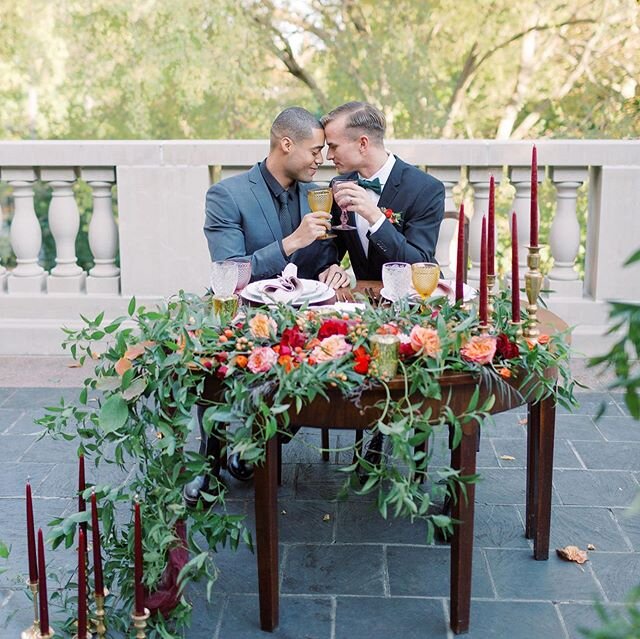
320, 102, 386, 145
270, 107, 323, 149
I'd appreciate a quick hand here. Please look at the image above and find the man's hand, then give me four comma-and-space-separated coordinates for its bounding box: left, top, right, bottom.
319, 264, 351, 289
333, 183, 383, 226
282, 212, 331, 256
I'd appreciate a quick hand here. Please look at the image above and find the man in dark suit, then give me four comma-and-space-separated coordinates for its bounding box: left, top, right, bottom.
321, 101, 444, 280
186, 108, 349, 504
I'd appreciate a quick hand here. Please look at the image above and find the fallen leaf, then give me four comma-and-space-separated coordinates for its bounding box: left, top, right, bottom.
281, 510, 287, 515
124, 343, 146, 360
518, 418, 527, 425
500, 455, 516, 461
67, 361, 82, 368
115, 357, 132, 376
322, 514, 331, 522
556, 545, 588, 564
587, 544, 596, 551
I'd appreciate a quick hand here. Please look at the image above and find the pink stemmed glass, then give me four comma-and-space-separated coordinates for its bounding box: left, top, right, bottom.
227, 257, 252, 293
331, 177, 357, 231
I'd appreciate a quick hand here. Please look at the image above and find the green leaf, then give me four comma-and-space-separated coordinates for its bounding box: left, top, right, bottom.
0, 540, 9, 559
122, 377, 147, 401
99, 395, 128, 434
95, 376, 122, 392
128, 296, 136, 316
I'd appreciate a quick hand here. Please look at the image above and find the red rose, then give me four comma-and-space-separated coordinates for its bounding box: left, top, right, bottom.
496, 333, 520, 359
353, 346, 371, 374
318, 318, 349, 339
280, 326, 307, 349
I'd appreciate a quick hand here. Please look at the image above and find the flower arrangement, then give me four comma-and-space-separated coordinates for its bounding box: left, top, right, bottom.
38, 290, 576, 637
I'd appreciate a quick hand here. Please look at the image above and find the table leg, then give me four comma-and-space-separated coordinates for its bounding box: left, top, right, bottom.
534, 394, 556, 560
525, 402, 539, 539
254, 435, 279, 631
321, 428, 330, 462
450, 422, 478, 634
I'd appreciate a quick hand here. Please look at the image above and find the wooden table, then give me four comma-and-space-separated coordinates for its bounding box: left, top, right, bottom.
203, 281, 566, 635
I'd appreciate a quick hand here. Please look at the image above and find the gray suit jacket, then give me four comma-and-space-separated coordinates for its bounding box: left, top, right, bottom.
204, 164, 337, 281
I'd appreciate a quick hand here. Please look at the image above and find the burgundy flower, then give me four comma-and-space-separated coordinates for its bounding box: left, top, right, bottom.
317, 318, 349, 340
496, 333, 520, 359
280, 326, 307, 350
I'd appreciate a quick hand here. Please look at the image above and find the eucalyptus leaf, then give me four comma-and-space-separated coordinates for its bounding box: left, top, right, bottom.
99, 395, 128, 433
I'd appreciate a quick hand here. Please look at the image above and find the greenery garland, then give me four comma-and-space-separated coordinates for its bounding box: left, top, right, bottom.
38, 289, 576, 637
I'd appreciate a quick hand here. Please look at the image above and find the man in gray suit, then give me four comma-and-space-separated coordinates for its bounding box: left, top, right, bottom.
204, 107, 350, 287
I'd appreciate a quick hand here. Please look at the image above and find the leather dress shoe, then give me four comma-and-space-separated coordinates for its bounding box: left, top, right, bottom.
227, 453, 254, 481
183, 475, 209, 508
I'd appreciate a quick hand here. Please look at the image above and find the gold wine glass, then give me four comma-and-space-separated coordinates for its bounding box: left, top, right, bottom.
307, 187, 336, 240
411, 262, 440, 300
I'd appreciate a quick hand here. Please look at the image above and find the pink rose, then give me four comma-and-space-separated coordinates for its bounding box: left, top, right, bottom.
311, 335, 352, 362
409, 325, 441, 358
460, 335, 497, 365
247, 346, 278, 373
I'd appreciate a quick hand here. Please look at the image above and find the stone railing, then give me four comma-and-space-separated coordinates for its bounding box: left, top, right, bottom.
1, 140, 639, 355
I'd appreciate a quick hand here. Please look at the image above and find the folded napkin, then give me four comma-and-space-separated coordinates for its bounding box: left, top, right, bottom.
260, 264, 304, 303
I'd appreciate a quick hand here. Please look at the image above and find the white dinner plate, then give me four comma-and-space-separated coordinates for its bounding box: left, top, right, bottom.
380, 280, 476, 304
241, 278, 334, 306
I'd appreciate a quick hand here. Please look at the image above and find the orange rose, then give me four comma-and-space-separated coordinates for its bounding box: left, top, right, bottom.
409, 325, 441, 358
278, 354, 293, 373
538, 334, 550, 345
460, 335, 497, 365
248, 313, 277, 339
234, 355, 248, 368
499, 367, 512, 379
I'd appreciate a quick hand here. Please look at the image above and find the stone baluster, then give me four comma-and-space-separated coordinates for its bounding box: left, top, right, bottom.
547, 167, 586, 296
82, 167, 120, 294
40, 168, 86, 293
430, 167, 461, 279
2, 168, 46, 293
0, 198, 6, 293
508, 167, 539, 286
467, 167, 502, 286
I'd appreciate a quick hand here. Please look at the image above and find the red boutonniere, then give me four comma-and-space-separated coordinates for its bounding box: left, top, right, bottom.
380, 207, 402, 225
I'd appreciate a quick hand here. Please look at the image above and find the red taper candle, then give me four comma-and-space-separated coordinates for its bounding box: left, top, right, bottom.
512, 212, 521, 322
78, 528, 87, 638
91, 492, 104, 597
530, 145, 538, 246
479, 216, 488, 325
488, 175, 495, 275
134, 501, 145, 615
37, 528, 50, 635
455, 203, 465, 302
26, 482, 38, 584
78, 454, 86, 514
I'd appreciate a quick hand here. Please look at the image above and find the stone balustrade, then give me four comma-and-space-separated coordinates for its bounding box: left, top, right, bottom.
0, 140, 638, 355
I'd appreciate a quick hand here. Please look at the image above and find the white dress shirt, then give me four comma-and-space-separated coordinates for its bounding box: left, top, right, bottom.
356, 153, 396, 255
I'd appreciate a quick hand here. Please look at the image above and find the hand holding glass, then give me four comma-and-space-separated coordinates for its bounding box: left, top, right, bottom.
331, 178, 357, 231
411, 262, 440, 300
307, 187, 335, 240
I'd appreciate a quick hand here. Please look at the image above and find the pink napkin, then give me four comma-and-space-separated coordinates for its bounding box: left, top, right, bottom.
260, 264, 304, 303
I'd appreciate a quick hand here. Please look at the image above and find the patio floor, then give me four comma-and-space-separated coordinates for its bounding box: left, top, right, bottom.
0, 358, 639, 638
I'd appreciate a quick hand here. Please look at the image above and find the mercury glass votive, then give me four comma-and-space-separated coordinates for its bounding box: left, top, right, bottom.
369, 334, 400, 380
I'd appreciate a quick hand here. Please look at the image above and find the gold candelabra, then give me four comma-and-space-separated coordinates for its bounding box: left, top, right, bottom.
131, 608, 150, 639
35, 628, 55, 639
509, 320, 524, 338
20, 581, 39, 639
524, 245, 543, 338
486, 273, 496, 322
93, 593, 106, 639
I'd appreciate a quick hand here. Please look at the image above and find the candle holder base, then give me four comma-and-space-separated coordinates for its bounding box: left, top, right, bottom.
524, 245, 544, 339
131, 608, 150, 639
72, 633, 93, 639
35, 627, 56, 639
22, 580, 39, 639
93, 592, 107, 639
509, 320, 524, 338
20, 624, 40, 639
479, 323, 491, 335
486, 274, 497, 323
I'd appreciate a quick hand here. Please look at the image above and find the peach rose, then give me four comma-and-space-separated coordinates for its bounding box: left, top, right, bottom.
311, 335, 353, 362
247, 346, 278, 373
460, 335, 497, 365
409, 325, 441, 358
248, 313, 277, 339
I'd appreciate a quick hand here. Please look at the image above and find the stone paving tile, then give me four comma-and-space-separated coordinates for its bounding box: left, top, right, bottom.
474, 468, 535, 505
0, 588, 34, 636
555, 414, 604, 441
294, 463, 356, 501
19, 434, 78, 463
558, 602, 628, 639
592, 415, 640, 442
459, 600, 565, 639
473, 505, 530, 549
571, 441, 640, 471
553, 469, 639, 507
0, 388, 16, 406
210, 541, 260, 595
558, 392, 623, 416
589, 552, 640, 602
0, 434, 40, 462
219, 594, 332, 639
282, 544, 385, 596
335, 597, 449, 639
2, 410, 47, 435
0, 408, 23, 434
611, 507, 640, 551
485, 548, 601, 601
184, 586, 225, 639
489, 437, 582, 470
483, 410, 527, 439
335, 500, 430, 545
0, 461, 55, 498
34, 462, 131, 498
387, 546, 494, 598
0, 388, 79, 410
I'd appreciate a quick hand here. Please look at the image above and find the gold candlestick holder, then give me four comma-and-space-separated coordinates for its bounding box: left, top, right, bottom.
486, 273, 496, 322
509, 320, 524, 338
72, 632, 93, 639
35, 628, 56, 639
21, 580, 39, 639
131, 608, 150, 639
524, 245, 543, 339
93, 592, 106, 639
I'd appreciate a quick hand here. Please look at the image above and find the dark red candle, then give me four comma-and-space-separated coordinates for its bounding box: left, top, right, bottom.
78, 528, 87, 638
26, 482, 38, 584
91, 492, 104, 597
488, 175, 495, 276
455, 203, 465, 302
37, 528, 49, 635
78, 454, 86, 514
479, 216, 488, 325
134, 501, 145, 615
512, 212, 521, 322
530, 145, 538, 246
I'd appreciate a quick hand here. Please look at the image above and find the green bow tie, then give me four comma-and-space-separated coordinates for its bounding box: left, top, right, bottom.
357, 177, 382, 194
